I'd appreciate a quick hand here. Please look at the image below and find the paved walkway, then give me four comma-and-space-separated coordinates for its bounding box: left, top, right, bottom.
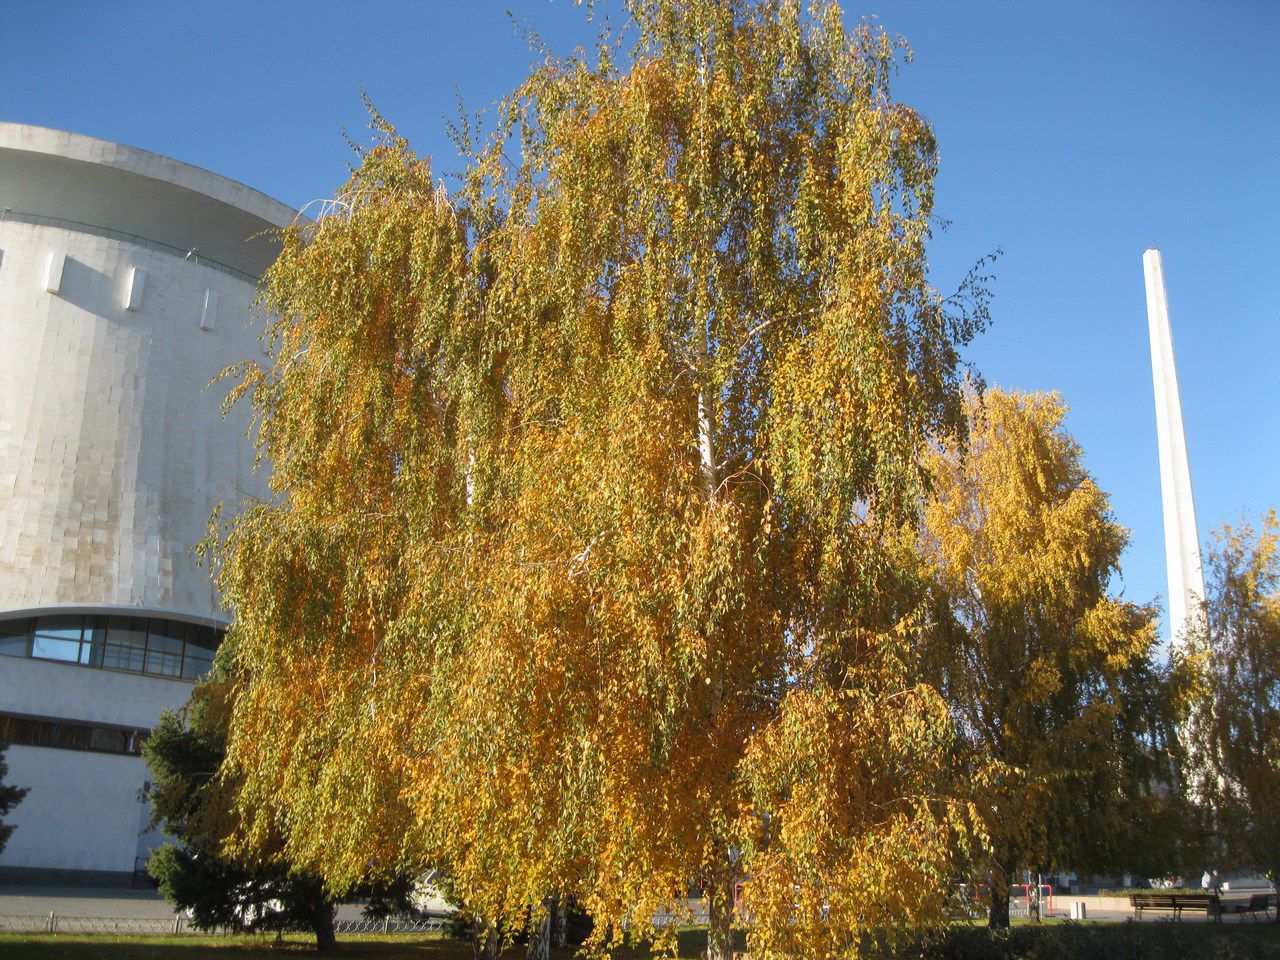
0, 885, 1271, 926
0, 886, 369, 921
1043, 907, 1258, 923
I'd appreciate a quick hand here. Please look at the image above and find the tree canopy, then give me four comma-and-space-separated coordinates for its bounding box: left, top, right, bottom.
919, 388, 1192, 926
1190, 511, 1280, 906
144, 647, 338, 952
209, 2, 993, 957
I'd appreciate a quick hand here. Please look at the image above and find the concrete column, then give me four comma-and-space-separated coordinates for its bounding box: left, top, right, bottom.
1143, 248, 1205, 650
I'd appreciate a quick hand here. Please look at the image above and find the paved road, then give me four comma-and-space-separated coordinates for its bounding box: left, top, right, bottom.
0, 886, 369, 921
0, 885, 1270, 926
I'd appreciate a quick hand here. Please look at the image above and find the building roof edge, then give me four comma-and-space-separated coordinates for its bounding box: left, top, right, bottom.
0, 122, 299, 230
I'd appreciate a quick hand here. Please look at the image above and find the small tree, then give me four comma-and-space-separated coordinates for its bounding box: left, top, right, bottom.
921, 388, 1191, 926
144, 650, 338, 952
0, 742, 28, 856
1190, 511, 1280, 916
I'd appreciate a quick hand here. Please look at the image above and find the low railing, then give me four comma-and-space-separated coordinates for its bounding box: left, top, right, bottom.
0, 912, 449, 936
0, 914, 191, 935
334, 916, 449, 935
1010, 884, 1055, 919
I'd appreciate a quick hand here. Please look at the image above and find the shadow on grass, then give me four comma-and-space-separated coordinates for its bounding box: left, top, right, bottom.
0, 929, 740, 960
4, 922, 1276, 960
921, 921, 1280, 960
612, 928, 747, 958
0, 933, 466, 960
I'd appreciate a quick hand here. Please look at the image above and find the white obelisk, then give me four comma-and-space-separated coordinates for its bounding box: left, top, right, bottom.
1143, 248, 1205, 650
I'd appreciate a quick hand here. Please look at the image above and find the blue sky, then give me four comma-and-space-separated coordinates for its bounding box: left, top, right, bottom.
2, 1, 1276, 641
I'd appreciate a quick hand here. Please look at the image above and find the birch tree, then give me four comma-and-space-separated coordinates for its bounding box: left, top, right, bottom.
211, 3, 991, 957
920, 388, 1190, 927
1189, 511, 1280, 915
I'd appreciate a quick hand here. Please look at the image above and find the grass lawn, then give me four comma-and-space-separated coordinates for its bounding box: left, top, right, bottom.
0, 932, 714, 960
0, 932, 470, 960
0, 928, 724, 960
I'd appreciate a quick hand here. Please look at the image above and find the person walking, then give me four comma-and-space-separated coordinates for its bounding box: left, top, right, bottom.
1211, 869, 1224, 921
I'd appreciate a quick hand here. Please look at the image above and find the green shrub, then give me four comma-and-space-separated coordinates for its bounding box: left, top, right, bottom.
903, 922, 1274, 960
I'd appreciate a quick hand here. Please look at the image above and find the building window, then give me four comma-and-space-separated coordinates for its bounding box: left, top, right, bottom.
0, 613, 224, 682
103, 616, 148, 673
0, 621, 29, 659
0, 711, 148, 757
30, 615, 85, 664
143, 620, 187, 678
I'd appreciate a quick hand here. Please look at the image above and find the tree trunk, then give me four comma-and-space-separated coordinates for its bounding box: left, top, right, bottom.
988, 864, 1012, 929
552, 896, 567, 948
697, 380, 717, 500
694, 251, 717, 505
474, 920, 501, 960
310, 902, 337, 953
527, 898, 553, 960
706, 872, 735, 960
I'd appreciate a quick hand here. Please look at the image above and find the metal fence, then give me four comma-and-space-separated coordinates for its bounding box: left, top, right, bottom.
650, 910, 708, 929
0, 914, 191, 935
0, 912, 449, 937
334, 916, 449, 935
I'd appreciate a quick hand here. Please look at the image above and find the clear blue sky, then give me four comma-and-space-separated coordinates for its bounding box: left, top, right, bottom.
3, 1, 1277, 642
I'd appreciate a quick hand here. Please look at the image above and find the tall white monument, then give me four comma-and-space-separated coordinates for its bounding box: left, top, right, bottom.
1143, 248, 1205, 649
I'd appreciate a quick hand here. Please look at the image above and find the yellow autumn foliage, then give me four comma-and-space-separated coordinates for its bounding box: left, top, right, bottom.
1188, 511, 1280, 887
207, 3, 997, 957
920, 387, 1193, 925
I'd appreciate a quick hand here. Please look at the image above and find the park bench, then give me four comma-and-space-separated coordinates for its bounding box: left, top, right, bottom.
1222, 893, 1278, 920
1129, 892, 1220, 920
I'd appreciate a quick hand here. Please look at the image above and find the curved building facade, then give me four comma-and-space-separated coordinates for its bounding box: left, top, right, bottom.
0, 123, 294, 883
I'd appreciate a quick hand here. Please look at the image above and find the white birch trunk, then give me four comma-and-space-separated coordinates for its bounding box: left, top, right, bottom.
698, 381, 717, 500
697, 301, 717, 500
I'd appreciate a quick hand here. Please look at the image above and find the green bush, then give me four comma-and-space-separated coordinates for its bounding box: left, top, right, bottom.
904, 922, 1274, 960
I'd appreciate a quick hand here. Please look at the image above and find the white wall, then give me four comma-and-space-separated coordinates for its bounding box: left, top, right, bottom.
0, 654, 193, 730
0, 656, 194, 876
0, 218, 267, 618
2, 746, 153, 875
0, 124, 290, 881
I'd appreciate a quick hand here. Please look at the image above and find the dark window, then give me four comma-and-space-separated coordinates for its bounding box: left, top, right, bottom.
103, 617, 148, 673
31, 635, 81, 663
181, 645, 215, 680
81, 617, 108, 667
2, 717, 37, 744
88, 727, 131, 753
0, 711, 147, 757
0, 620, 32, 658
32, 615, 84, 641
52, 722, 92, 750
144, 621, 186, 678
188, 625, 220, 652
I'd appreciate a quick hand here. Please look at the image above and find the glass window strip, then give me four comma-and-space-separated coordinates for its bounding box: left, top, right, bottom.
0, 614, 221, 682
0, 711, 149, 757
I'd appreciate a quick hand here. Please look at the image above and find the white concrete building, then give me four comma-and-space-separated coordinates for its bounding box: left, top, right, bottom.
0, 123, 295, 884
